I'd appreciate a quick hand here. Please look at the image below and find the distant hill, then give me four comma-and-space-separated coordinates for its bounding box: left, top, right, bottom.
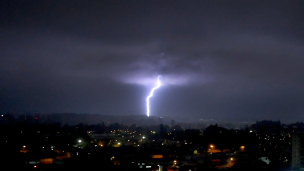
3, 113, 251, 129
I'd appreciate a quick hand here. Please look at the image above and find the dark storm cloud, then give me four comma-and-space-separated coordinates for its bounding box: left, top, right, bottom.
1, 0, 304, 122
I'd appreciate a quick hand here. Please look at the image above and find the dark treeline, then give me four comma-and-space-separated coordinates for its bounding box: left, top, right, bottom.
0, 113, 247, 129
2, 113, 304, 133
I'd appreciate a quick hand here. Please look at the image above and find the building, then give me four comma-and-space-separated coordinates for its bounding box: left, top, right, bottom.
158, 117, 163, 124
292, 134, 304, 168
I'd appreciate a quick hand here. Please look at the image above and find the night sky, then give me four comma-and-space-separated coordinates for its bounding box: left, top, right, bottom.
1, 1, 304, 122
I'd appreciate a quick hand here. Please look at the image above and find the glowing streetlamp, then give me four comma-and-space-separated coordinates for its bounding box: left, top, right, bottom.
158, 165, 162, 171
209, 144, 215, 154
230, 157, 234, 164
173, 160, 177, 167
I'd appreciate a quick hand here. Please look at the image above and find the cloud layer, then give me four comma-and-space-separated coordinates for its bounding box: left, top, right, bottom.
1, 0, 304, 122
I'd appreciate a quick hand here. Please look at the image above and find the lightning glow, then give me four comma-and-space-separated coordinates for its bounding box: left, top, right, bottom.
146, 76, 161, 117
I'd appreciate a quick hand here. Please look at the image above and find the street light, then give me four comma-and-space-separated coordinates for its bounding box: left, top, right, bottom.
172, 160, 177, 167
158, 165, 161, 171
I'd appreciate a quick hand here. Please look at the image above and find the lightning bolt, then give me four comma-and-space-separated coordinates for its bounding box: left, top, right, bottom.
146, 76, 161, 117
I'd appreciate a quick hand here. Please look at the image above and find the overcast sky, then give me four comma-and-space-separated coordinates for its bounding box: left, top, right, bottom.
1, 0, 304, 122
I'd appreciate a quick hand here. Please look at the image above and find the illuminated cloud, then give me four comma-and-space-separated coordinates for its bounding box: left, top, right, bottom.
1, 1, 304, 121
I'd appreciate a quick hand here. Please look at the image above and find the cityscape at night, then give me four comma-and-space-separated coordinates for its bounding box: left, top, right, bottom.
1, 0, 304, 170
1, 113, 304, 170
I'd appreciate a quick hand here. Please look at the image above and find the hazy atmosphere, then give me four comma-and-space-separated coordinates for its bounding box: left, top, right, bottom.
1, 0, 304, 122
